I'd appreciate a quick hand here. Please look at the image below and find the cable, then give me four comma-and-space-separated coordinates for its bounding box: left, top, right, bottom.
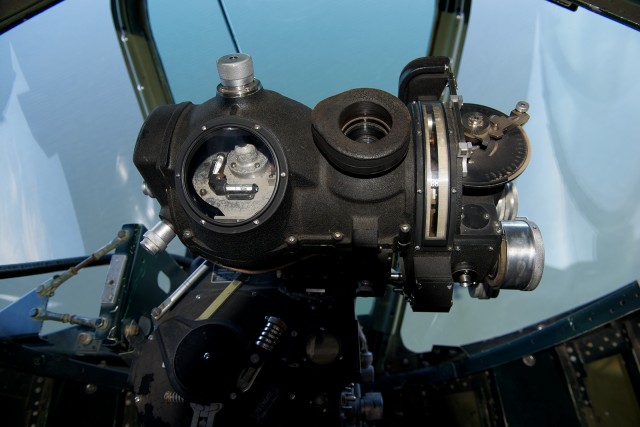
0, 254, 194, 280
217, 0, 241, 53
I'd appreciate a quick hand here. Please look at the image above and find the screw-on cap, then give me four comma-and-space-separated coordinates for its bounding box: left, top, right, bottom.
216, 53, 254, 87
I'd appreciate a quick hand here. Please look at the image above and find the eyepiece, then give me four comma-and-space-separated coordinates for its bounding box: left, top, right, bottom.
312, 88, 410, 176
340, 101, 392, 144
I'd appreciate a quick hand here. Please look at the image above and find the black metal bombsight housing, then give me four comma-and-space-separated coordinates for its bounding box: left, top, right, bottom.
134, 54, 543, 312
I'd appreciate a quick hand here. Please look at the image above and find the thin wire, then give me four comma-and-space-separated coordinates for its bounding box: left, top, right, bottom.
217, 0, 241, 53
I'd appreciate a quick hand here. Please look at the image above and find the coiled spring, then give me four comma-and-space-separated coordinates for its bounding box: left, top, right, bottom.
163, 391, 185, 404
256, 316, 287, 352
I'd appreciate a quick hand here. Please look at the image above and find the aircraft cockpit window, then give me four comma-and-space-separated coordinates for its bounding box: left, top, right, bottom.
0, 0, 152, 329
2, 0, 640, 425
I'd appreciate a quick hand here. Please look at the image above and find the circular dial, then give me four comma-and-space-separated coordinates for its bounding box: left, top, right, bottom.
181, 125, 281, 227
461, 104, 531, 188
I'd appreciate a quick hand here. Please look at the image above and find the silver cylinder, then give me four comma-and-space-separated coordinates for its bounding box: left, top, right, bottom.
496, 182, 519, 221
216, 53, 254, 87
141, 220, 176, 255
487, 218, 544, 291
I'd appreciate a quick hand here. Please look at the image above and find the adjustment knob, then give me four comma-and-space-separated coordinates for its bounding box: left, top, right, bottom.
216, 53, 254, 87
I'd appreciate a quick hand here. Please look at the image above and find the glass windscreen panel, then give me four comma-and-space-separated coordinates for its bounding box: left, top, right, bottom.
148, 0, 437, 108
0, 0, 152, 326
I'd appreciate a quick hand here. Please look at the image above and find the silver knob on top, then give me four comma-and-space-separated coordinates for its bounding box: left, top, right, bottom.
216, 53, 254, 87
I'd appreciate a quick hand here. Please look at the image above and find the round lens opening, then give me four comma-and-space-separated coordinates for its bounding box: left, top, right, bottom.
340, 101, 392, 144
184, 126, 278, 226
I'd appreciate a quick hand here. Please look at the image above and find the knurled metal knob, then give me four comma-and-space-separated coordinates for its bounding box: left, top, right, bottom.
216, 53, 254, 87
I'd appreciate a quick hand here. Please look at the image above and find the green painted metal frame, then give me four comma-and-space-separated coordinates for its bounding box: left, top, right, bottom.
110, 0, 174, 117
378, 280, 640, 386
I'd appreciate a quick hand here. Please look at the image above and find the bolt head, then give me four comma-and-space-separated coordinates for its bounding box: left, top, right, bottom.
516, 101, 529, 113
467, 113, 484, 128
522, 354, 536, 367
84, 384, 97, 395
78, 332, 93, 345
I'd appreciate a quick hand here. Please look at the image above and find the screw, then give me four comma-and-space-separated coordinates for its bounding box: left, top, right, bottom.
85, 384, 97, 395
332, 231, 344, 241
467, 113, 484, 128
203, 352, 211, 360
199, 188, 207, 196
522, 355, 536, 367
255, 163, 260, 168
182, 229, 194, 239
286, 236, 297, 245
78, 332, 93, 345
124, 324, 140, 338
516, 101, 529, 113
400, 224, 411, 233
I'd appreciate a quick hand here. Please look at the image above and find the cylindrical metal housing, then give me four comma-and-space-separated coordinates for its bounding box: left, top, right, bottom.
141, 220, 177, 255
488, 218, 544, 291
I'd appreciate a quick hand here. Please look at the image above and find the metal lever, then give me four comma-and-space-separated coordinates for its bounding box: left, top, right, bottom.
151, 261, 210, 321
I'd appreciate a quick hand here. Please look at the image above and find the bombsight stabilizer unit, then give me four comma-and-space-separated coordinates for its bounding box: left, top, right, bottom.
134, 53, 544, 313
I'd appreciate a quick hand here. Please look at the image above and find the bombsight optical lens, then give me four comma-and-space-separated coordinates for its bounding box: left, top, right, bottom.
340, 101, 392, 144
